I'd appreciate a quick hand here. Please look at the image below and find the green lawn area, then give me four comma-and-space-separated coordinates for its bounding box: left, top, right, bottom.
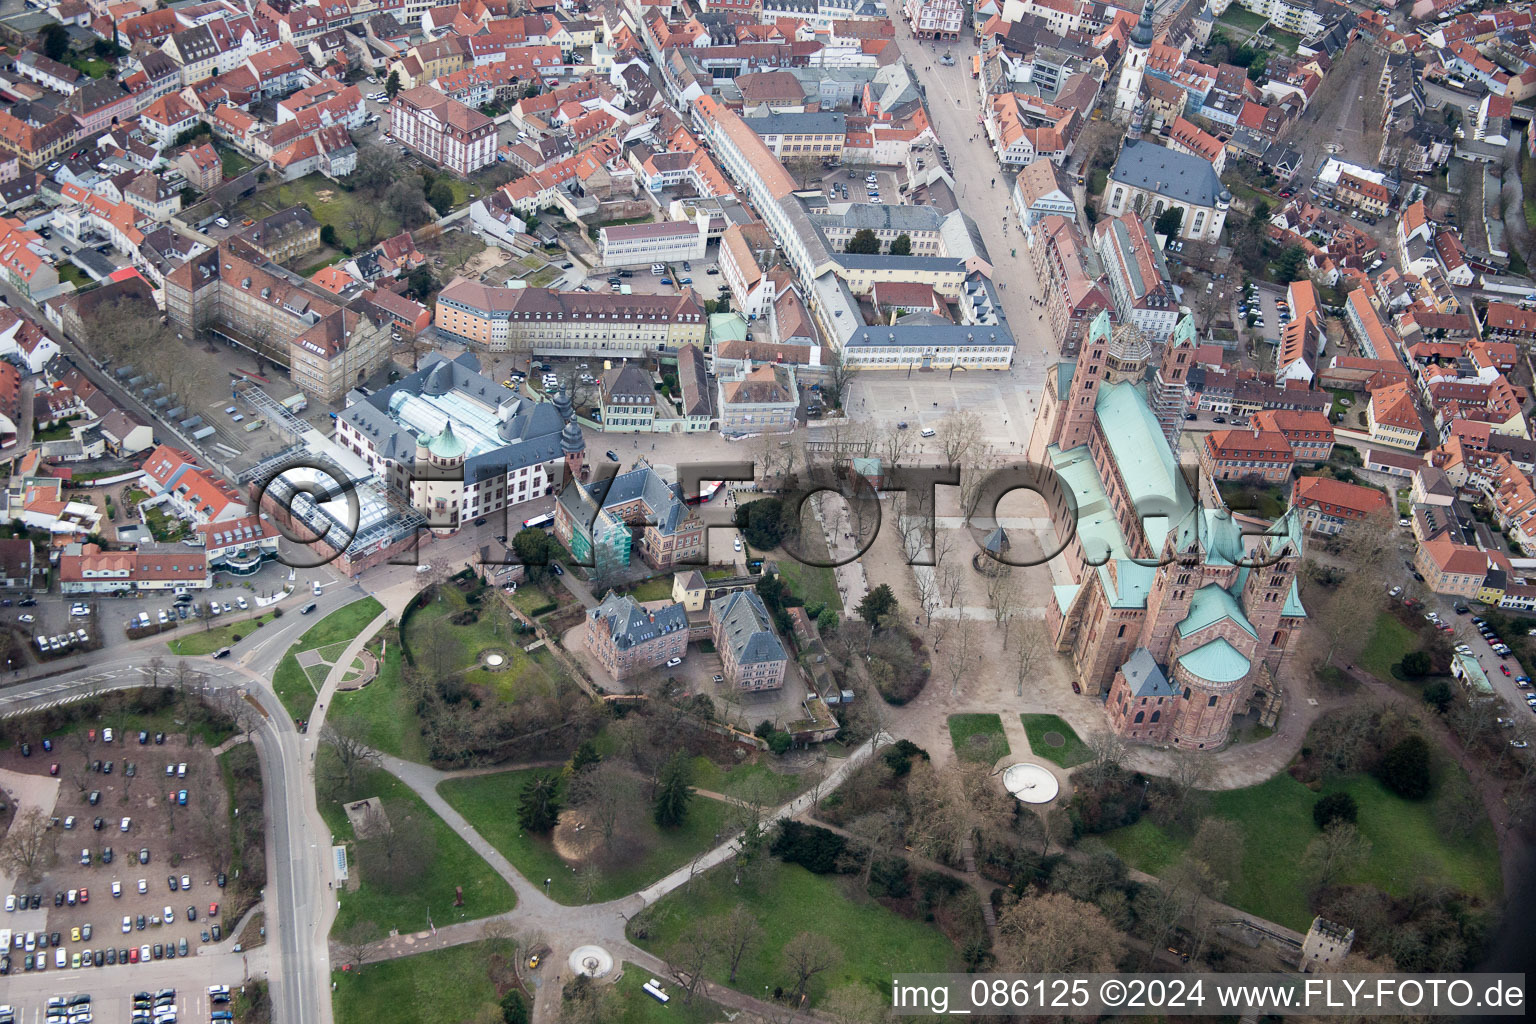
319, 764, 515, 940
216, 144, 253, 179
143, 503, 188, 542
1100, 768, 1501, 931
1216, 6, 1267, 33
1328, 388, 1355, 419
1267, 28, 1302, 53
69, 57, 111, 78
687, 755, 807, 804
330, 638, 430, 762
405, 586, 557, 698
1526, 200, 1536, 233
1360, 610, 1418, 681
270, 596, 384, 721
611, 962, 728, 1024
1021, 713, 1091, 768
235, 174, 399, 250
165, 612, 276, 655
333, 940, 505, 1024
948, 713, 1009, 763
1218, 480, 1287, 519
58, 263, 92, 288
777, 558, 841, 612
630, 859, 959, 1007
272, 652, 314, 723
438, 768, 734, 905
299, 597, 384, 648
627, 576, 675, 602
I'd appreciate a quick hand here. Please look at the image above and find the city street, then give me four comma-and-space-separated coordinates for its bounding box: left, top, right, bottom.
0, 567, 369, 1024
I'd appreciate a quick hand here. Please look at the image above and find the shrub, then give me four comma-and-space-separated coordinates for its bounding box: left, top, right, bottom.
500, 991, 529, 1024
1422, 679, 1454, 713
1400, 651, 1431, 677
868, 856, 911, 899
882, 739, 929, 776
1312, 791, 1358, 830
271, 607, 283, 618
767, 730, 792, 755
771, 820, 847, 874
1375, 734, 1433, 799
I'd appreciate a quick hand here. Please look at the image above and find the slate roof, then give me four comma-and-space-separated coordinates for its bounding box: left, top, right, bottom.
1121, 647, 1177, 697
590, 591, 689, 649
713, 589, 786, 666
1110, 139, 1230, 209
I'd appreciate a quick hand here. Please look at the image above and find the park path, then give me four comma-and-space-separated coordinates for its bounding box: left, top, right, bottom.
350, 736, 884, 1022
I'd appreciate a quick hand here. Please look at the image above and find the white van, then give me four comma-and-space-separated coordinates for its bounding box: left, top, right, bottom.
919, 427, 936, 438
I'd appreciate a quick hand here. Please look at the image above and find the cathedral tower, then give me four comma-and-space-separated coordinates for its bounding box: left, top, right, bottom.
1115, 0, 1157, 115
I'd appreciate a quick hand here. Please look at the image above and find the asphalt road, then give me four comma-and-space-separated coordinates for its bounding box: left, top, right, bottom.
1, 574, 368, 1024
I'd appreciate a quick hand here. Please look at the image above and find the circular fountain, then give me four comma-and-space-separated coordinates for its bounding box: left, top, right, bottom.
1001, 763, 1060, 804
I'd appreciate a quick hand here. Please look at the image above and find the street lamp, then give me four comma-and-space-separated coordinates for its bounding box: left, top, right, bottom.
544, 878, 551, 895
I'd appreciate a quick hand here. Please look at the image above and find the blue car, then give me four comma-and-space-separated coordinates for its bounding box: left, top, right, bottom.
660, 277, 674, 285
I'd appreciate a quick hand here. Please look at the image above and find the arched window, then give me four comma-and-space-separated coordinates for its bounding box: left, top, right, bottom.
1183, 687, 1191, 700
1134, 711, 1145, 723
1112, 187, 1125, 209
1150, 710, 1160, 723
1208, 695, 1219, 707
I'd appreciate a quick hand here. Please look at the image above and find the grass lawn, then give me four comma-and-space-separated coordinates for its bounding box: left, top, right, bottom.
299, 597, 385, 649
236, 174, 399, 250
627, 577, 674, 602
333, 940, 505, 1024
611, 962, 728, 1024
166, 612, 276, 655
1526, 199, 1536, 233
216, 144, 254, 179
269, 597, 384, 721
330, 638, 430, 762
1021, 713, 1091, 768
1360, 610, 1417, 681
1267, 28, 1302, 53
320, 763, 515, 940
1218, 480, 1287, 519
1328, 388, 1355, 419
406, 586, 558, 699
1101, 769, 1501, 931
630, 859, 959, 1006
69, 57, 111, 78
777, 558, 841, 612
58, 263, 92, 288
948, 713, 1009, 763
688, 755, 807, 804
272, 652, 314, 722
511, 585, 561, 617
438, 768, 734, 905
1216, 6, 1267, 33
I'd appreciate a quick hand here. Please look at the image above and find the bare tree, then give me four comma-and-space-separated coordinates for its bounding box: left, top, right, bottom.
1302, 821, 1372, 888
665, 920, 714, 1005
903, 759, 970, 865
1080, 731, 1127, 786
336, 920, 383, 971
943, 617, 977, 697
822, 347, 859, 413
1013, 617, 1048, 697
782, 931, 841, 1006
570, 759, 635, 850
0, 807, 58, 880
994, 890, 1120, 973
937, 410, 985, 467
879, 423, 916, 469
575, 861, 603, 902
1303, 509, 1398, 674
713, 904, 763, 984
1163, 750, 1214, 828
845, 809, 906, 889
320, 725, 381, 796
356, 802, 436, 892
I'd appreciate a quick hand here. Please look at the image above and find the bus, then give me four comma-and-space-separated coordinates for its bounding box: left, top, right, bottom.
685, 480, 723, 506
522, 512, 555, 529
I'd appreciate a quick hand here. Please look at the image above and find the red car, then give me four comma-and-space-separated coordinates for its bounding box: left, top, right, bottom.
129, 947, 139, 963
209, 902, 218, 917
49, 763, 59, 775
1071, 680, 1082, 694
1501, 665, 1512, 676
79, 888, 88, 903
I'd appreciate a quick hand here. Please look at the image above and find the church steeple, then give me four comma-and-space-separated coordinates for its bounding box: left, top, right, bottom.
1131, 0, 1156, 47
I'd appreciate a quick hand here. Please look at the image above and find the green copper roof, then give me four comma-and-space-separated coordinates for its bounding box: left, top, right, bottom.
1094, 381, 1193, 552
1048, 442, 1122, 567
1177, 584, 1257, 640
1176, 637, 1251, 684
1283, 579, 1307, 618
428, 421, 466, 460
1053, 583, 1080, 615
710, 312, 748, 342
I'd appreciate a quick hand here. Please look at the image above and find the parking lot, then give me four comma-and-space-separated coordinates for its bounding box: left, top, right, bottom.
1, 729, 234, 985
820, 166, 904, 203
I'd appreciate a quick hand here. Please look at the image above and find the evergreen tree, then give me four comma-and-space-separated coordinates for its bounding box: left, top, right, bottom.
517, 773, 561, 833
889, 233, 912, 256
653, 752, 694, 828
